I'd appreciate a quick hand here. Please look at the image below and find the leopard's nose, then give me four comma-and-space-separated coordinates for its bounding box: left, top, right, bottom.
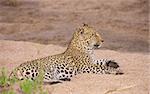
94, 44, 100, 47
101, 40, 104, 42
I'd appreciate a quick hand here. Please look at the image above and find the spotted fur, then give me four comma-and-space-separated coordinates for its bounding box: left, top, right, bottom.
9, 24, 123, 83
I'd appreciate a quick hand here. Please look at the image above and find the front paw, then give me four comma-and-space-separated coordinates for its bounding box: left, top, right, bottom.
59, 78, 71, 81
106, 60, 124, 75
106, 60, 119, 69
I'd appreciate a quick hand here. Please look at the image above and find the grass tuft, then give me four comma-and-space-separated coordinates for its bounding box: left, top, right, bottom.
0, 68, 9, 87
0, 67, 49, 94
1, 90, 16, 94
20, 69, 48, 94
20, 79, 35, 94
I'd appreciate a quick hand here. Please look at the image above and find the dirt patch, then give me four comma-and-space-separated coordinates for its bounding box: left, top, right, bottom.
0, 0, 148, 53
0, 40, 149, 94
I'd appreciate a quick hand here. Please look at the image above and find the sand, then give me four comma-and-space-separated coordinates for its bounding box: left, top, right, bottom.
0, 40, 149, 94
0, 0, 149, 93
0, 0, 148, 53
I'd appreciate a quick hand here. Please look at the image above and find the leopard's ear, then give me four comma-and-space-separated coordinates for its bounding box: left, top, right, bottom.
83, 23, 89, 27
78, 28, 84, 34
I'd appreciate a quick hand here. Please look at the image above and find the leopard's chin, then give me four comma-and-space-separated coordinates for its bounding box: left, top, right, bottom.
97, 44, 101, 49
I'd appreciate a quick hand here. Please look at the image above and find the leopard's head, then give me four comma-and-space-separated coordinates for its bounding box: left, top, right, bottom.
71, 24, 104, 50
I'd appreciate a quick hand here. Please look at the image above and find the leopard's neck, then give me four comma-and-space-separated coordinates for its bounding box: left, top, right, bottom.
65, 38, 94, 55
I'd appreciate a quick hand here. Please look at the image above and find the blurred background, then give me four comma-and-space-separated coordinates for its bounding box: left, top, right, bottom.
0, 0, 148, 53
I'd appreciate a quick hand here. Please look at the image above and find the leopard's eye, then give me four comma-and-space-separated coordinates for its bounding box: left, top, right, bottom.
78, 28, 84, 34
81, 31, 83, 34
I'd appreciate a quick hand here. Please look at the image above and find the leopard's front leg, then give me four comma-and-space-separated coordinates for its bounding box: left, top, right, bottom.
93, 59, 120, 68
82, 59, 124, 75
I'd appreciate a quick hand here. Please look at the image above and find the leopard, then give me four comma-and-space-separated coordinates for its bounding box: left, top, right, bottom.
9, 24, 123, 84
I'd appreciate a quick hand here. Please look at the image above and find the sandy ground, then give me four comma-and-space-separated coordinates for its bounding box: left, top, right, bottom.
0, 40, 149, 94
0, 0, 149, 53
0, 0, 149, 93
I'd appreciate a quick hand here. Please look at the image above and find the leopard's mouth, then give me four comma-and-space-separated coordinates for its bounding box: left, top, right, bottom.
93, 43, 102, 49
94, 44, 102, 49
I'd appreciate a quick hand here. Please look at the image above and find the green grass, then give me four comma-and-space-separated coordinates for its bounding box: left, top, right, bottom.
1, 90, 16, 94
0, 68, 17, 87
0, 67, 49, 94
0, 68, 16, 94
0, 68, 9, 87
20, 79, 36, 94
20, 80, 48, 94
20, 69, 48, 94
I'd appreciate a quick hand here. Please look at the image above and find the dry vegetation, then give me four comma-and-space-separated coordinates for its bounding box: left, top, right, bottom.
1, 0, 18, 6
